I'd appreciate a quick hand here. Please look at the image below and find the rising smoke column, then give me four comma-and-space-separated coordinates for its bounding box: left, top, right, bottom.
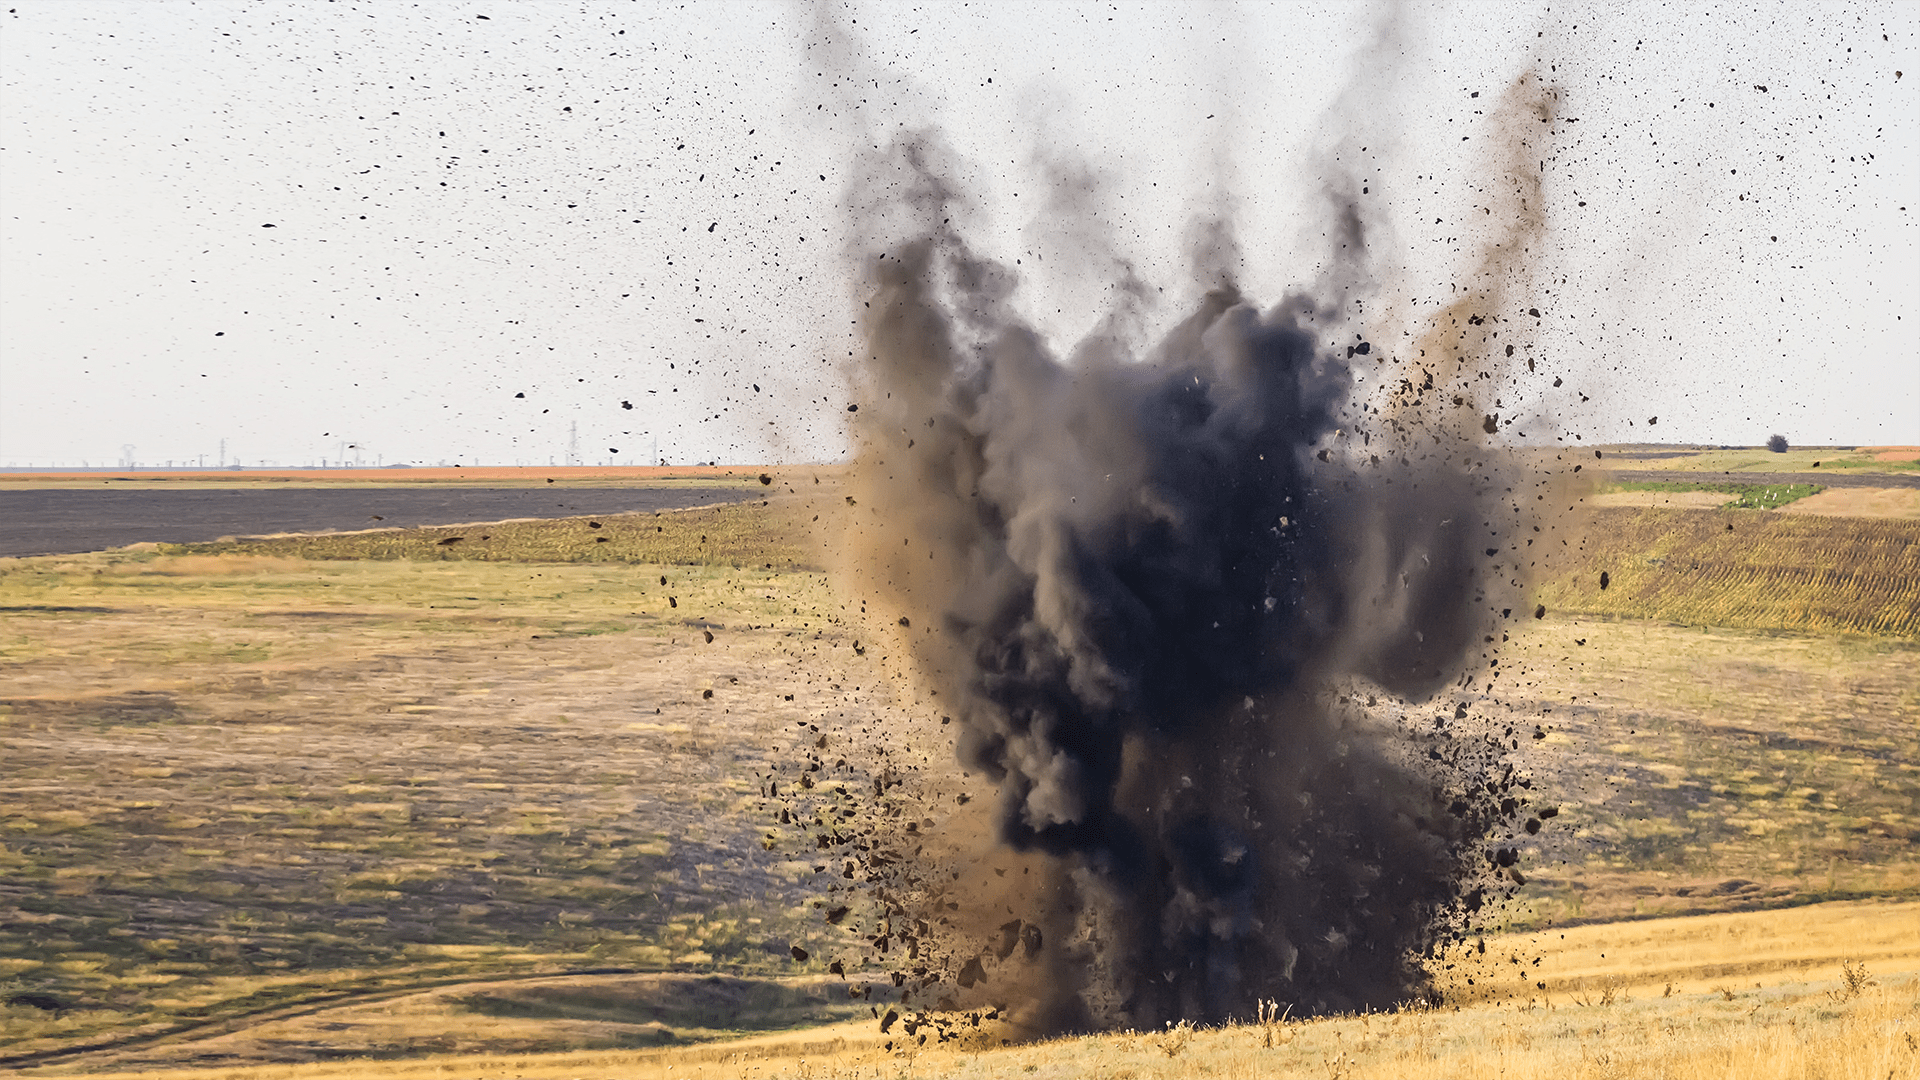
833, 73, 1562, 1032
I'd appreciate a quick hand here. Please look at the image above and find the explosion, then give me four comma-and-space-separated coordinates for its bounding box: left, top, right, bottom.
770, 62, 1576, 1036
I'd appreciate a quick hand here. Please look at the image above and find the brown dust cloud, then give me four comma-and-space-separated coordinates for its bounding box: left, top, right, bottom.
760, 43, 1598, 1042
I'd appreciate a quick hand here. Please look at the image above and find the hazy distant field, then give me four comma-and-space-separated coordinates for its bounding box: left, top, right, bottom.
0, 469, 785, 558
1578, 445, 1920, 522
3, 472, 1916, 1075
1596, 445, 1920, 476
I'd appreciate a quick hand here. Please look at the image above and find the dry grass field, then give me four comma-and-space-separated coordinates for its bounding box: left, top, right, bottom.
1482, 617, 1920, 926
157, 498, 817, 568
22, 902, 1918, 1078
1, 494, 936, 1069
4, 482, 1915, 1076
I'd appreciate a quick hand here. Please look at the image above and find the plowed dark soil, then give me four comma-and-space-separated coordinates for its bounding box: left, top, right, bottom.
0, 487, 753, 557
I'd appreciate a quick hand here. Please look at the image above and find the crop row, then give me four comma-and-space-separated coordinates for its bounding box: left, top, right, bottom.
1536, 508, 1920, 636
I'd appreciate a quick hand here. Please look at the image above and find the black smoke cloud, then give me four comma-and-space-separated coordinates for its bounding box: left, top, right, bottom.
834, 75, 1558, 1031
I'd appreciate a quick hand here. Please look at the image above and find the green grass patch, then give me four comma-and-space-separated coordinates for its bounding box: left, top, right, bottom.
1720, 483, 1821, 509
1804, 456, 1920, 473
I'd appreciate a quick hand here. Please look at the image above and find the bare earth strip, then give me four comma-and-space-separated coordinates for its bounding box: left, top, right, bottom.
1776, 487, 1920, 518
1588, 491, 1734, 511
1594, 486, 1920, 517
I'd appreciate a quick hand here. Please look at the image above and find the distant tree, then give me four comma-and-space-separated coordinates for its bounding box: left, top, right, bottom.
1767, 434, 1789, 453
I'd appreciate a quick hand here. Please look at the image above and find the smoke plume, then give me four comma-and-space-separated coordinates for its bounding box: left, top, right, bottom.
824, 70, 1565, 1034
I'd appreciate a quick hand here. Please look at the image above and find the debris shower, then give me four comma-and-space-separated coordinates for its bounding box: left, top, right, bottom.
797, 73, 1565, 1035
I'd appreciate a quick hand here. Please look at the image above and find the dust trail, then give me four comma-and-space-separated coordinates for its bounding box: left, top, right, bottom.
806, 49, 1567, 1033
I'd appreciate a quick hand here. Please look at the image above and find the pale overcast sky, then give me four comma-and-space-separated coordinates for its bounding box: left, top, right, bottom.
2, 1, 1914, 467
